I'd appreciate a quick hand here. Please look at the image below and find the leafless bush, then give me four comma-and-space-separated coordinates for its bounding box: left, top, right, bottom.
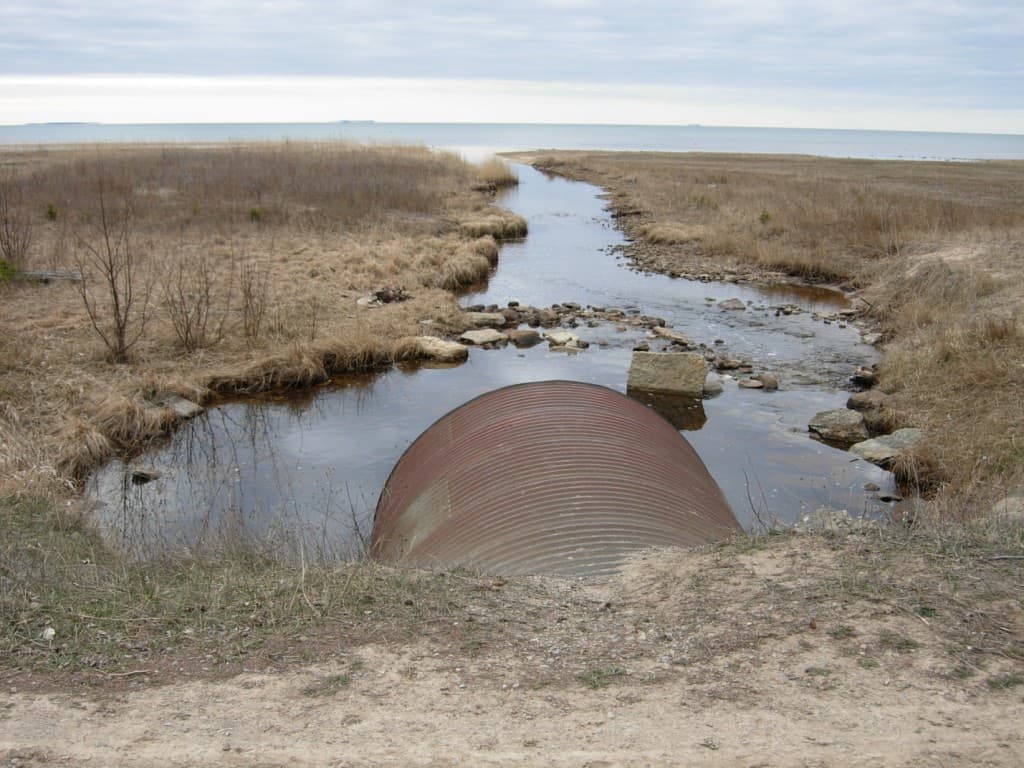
72, 171, 152, 363
239, 259, 270, 341
162, 252, 232, 351
0, 172, 33, 273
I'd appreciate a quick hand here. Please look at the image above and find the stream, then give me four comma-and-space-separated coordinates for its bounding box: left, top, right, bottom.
89, 165, 897, 562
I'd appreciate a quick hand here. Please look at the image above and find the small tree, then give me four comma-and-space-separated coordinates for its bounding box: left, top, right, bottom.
0, 172, 33, 275
73, 172, 151, 363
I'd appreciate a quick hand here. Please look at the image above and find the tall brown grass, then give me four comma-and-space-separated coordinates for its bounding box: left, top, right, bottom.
0, 143, 517, 491
517, 151, 1024, 506
476, 157, 519, 189
525, 152, 1024, 285
27, 143, 471, 231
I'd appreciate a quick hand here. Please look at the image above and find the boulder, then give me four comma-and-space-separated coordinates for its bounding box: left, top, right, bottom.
714, 357, 745, 371
627, 352, 708, 398
718, 298, 746, 311
157, 394, 205, 420
506, 329, 542, 348
459, 328, 507, 346
408, 336, 469, 363
847, 390, 890, 411
702, 373, 724, 397
755, 373, 779, 391
852, 366, 878, 387
849, 428, 924, 466
738, 378, 764, 389
464, 311, 507, 328
652, 326, 694, 346
544, 330, 580, 347
808, 409, 868, 446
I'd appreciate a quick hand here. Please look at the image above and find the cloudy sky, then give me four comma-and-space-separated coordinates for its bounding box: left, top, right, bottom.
2, 0, 1022, 132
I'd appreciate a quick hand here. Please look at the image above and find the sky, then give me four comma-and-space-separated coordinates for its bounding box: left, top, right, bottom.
2, 0, 1022, 132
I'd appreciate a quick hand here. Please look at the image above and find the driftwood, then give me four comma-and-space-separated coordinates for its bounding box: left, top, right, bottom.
19, 270, 84, 284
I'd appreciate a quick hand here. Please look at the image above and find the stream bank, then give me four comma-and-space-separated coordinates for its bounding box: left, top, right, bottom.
89, 165, 897, 564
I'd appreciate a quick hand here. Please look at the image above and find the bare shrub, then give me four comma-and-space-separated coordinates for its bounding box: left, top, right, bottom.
239, 259, 270, 341
163, 252, 232, 351
0, 172, 33, 274
72, 171, 152, 363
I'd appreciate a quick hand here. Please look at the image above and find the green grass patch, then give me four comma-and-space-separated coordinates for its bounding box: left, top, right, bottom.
805, 666, 833, 677
0, 494, 484, 677
827, 625, 857, 639
879, 630, 921, 652
577, 666, 628, 689
986, 674, 1024, 691
301, 673, 352, 697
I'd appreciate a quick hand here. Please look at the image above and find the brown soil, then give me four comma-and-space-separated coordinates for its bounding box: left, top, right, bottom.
4, 531, 1024, 767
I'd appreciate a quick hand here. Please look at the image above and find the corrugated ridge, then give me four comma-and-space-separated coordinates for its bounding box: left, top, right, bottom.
372, 380, 739, 575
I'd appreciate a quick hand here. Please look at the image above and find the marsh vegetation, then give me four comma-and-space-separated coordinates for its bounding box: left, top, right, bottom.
516, 151, 1024, 502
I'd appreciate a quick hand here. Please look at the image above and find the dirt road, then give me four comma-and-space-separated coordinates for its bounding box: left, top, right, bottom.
5, 534, 1022, 767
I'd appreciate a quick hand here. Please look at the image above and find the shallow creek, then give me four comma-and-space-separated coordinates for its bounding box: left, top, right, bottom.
90, 166, 897, 561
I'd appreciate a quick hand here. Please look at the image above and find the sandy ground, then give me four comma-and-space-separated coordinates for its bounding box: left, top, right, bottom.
4, 534, 1023, 767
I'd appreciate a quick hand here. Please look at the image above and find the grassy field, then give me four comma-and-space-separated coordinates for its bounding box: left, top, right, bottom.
1, 145, 1022, 707
0, 143, 524, 494
512, 151, 1024, 503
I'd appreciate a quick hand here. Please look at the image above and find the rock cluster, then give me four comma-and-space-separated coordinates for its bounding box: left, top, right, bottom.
462, 301, 671, 333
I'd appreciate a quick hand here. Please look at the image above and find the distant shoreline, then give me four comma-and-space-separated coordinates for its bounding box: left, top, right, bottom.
3, 121, 1023, 161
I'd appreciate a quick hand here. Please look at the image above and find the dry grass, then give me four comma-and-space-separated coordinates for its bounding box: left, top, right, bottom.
475, 157, 519, 189
508, 151, 1024, 504
459, 213, 528, 239
0, 143, 517, 492
518, 152, 1024, 284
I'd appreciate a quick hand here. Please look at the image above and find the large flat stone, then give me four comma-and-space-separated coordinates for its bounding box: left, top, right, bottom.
849, 428, 924, 466
544, 330, 580, 347
652, 326, 694, 346
409, 336, 469, 363
808, 409, 868, 446
627, 352, 708, 397
157, 394, 205, 419
459, 328, 507, 345
464, 311, 507, 328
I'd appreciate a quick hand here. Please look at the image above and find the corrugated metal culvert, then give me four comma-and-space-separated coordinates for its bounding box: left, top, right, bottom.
371, 380, 739, 576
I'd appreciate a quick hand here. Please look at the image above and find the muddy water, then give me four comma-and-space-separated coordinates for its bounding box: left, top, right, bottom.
90, 166, 897, 561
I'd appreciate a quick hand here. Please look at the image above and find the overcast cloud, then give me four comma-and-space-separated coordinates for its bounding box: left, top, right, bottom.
2, 1, 1022, 130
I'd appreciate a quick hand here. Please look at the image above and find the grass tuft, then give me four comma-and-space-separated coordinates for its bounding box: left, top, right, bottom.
476, 158, 519, 189
576, 666, 628, 689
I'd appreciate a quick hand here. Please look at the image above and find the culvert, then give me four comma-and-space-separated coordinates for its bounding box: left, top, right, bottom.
371, 380, 740, 576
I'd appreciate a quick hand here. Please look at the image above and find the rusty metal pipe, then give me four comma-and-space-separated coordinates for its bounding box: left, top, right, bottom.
371, 380, 739, 576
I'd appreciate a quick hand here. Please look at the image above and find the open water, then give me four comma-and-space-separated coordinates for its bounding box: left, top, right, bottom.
3, 121, 1024, 161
